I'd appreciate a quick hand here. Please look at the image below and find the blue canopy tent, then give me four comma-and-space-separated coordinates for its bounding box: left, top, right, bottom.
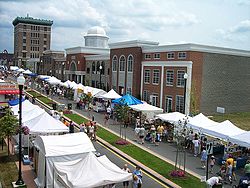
8, 98, 25, 106
112, 94, 143, 106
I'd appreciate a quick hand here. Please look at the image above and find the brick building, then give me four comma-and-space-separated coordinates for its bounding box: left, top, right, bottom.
109, 41, 250, 114
12, 15, 53, 72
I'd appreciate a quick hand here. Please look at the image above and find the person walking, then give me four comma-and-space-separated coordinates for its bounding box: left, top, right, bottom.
209, 155, 216, 174
138, 126, 145, 144
150, 125, 156, 144
133, 166, 142, 188
121, 164, 130, 188
192, 135, 200, 157
69, 121, 74, 133
200, 147, 207, 169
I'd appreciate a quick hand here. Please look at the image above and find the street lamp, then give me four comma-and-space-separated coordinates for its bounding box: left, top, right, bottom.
183, 73, 188, 115
99, 65, 102, 89
50, 70, 52, 76
16, 73, 25, 186
62, 62, 65, 81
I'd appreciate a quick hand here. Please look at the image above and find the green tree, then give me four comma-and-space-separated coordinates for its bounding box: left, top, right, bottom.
0, 108, 19, 155
114, 102, 130, 140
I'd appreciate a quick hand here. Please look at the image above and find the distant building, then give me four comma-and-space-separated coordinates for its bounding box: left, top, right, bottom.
39, 50, 65, 81
0, 50, 13, 68
65, 26, 109, 87
12, 15, 53, 72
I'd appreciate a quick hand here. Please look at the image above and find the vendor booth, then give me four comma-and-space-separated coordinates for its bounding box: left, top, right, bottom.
155, 112, 189, 124
34, 133, 132, 188
130, 102, 163, 119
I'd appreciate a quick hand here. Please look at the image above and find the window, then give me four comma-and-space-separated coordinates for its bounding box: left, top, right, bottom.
91, 80, 95, 87
127, 55, 133, 72
44, 34, 47, 38
92, 62, 95, 74
167, 52, 174, 59
44, 47, 47, 51
119, 56, 125, 71
145, 54, 151, 59
177, 70, 185, 87
154, 53, 160, 59
44, 27, 47, 31
23, 52, 26, 58
86, 68, 90, 74
112, 56, 117, 71
143, 90, 149, 102
107, 68, 110, 75
23, 32, 26, 37
44, 40, 47, 45
165, 96, 173, 112
150, 94, 158, 106
166, 70, 174, 86
153, 69, 160, 84
176, 95, 184, 113
23, 25, 26, 29
144, 70, 150, 84
23, 46, 26, 50
23, 39, 26, 43
178, 52, 187, 59
127, 87, 132, 95
96, 61, 100, 73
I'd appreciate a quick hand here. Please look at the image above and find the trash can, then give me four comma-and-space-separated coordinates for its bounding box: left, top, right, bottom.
52, 103, 57, 110
68, 103, 72, 110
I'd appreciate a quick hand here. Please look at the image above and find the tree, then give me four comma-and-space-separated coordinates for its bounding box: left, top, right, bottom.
190, 81, 199, 116
0, 108, 18, 155
114, 102, 130, 141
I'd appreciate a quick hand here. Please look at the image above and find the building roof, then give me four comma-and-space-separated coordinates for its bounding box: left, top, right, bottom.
65, 46, 110, 55
142, 43, 250, 57
109, 40, 159, 49
85, 54, 110, 61
12, 15, 53, 26
85, 26, 108, 37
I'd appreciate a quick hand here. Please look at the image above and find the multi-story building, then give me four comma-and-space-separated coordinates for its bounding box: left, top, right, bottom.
0, 50, 13, 68
109, 41, 250, 114
65, 26, 109, 86
12, 15, 53, 72
39, 50, 65, 80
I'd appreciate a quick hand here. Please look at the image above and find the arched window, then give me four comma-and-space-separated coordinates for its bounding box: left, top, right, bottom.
96, 61, 100, 74
70, 61, 77, 71
101, 61, 105, 75
112, 56, 117, 72
119, 55, 125, 71
127, 55, 133, 72
92, 61, 95, 74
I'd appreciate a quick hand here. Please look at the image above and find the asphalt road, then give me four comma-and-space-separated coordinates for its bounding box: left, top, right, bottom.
93, 141, 167, 188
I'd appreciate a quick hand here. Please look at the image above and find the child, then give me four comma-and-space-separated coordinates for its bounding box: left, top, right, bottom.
200, 147, 207, 169
209, 156, 216, 174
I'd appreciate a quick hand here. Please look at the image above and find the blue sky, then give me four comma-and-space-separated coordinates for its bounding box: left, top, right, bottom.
0, 0, 250, 53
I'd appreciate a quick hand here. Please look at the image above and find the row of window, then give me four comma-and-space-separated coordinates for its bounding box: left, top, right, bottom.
145, 52, 187, 60
112, 55, 133, 72
144, 69, 186, 87
143, 91, 184, 113
91, 61, 105, 75
30, 53, 40, 58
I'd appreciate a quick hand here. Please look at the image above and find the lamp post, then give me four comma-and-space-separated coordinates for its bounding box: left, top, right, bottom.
16, 73, 25, 186
50, 69, 52, 76
99, 65, 102, 89
62, 62, 65, 81
183, 73, 188, 115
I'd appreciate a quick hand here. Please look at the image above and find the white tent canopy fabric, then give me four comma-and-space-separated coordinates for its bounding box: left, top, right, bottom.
34, 133, 96, 188
53, 153, 132, 188
16, 68, 25, 72
23, 69, 33, 74
229, 132, 250, 148
38, 75, 51, 80
202, 120, 246, 140
187, 113, 218, 130
46, 77, 61, 85
11, 100, 37, 115
10, 66, 19, 71
100, 89, 121, 99
24, 112, 68, 134
130, 103, 163, 119
93, 90, 107, 98
155, 112, 188, 124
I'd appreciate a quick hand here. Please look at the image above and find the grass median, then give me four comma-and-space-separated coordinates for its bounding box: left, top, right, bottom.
26, 90, 54, 107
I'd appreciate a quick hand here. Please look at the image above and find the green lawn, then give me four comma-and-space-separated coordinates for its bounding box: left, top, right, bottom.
0, 143, 18, 188
63, 114, 204, 188
209, 112, 250, 131
26, 90, 54, 107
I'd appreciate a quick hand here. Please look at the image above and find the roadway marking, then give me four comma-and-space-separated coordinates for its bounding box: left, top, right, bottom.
97, 140, 169, 188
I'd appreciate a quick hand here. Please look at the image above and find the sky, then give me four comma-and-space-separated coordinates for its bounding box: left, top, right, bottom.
0, 0, 250, 53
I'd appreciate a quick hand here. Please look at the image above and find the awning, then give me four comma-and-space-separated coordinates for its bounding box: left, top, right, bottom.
0, 90, 20, 94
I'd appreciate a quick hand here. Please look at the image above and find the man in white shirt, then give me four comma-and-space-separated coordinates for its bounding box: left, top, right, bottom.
206, 176, 222, 188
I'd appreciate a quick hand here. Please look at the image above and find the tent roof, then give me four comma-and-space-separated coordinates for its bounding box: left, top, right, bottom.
93, 90, 107, 98
130, 103, 163, 113
8, 97, 25, 106
155, 112, 190, 124
187, 113, 218, 130
11, 100, 37, 115
54, 152, 132, 188
112, 94, 143, 106
34, 133, 95, 157
24, 112, 68, 134
100, 89, 121, 99
203, 120, 246, 140
10, 66, 19, 71
230, 131, 250, 148
23, 69, 33, 74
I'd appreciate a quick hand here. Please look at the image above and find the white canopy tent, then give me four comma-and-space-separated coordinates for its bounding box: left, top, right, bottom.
24, 112, 68, 134
93, 90, 107, 98
100, 89, 121, 99
16, 68, 25, 72
23, 69, 33, 75
187, 113, 218, 131
11, 100, 38, 115
53, 153, 132, 188
202, 120, 246, 140
229, 132, 250, 148
130, 103, 163, 119
34, 133, 95, 188
0, 79, 5, 83
10, 66, 19, 71
46, 77, 61, 85
155, 112, 189, 124
38, 75, 51, 80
